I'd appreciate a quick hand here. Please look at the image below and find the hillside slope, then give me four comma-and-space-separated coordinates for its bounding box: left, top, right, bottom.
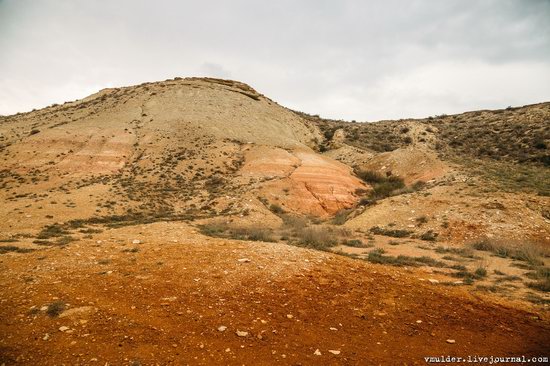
0, 77, 364, 236
0, 78, 549, 365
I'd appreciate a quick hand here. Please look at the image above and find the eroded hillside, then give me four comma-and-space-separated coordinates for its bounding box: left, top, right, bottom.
1, 78, 549, 365
0, 77, 364, 236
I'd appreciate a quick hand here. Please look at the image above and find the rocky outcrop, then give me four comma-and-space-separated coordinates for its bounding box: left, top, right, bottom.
241, 146, 366, 216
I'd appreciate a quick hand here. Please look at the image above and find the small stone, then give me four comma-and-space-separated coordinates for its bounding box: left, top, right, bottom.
43, 333, 49, 340
446, 339, 456, 344
59, 306, 95, 319
286, 314, 293, 319
329, 327, 338, 331
428, 279, 439, 284
416, 320, 422, 324
328, 350, 341, 355
237, 258, 251, 263
314, 349, 322, 356
218, 326, 227, 332
59, 326, 69, 332
236, 330, 248, 337
132, 239, 141, 244
40, 306, 48, 311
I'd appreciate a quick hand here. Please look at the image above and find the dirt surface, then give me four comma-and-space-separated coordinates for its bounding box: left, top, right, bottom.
345, 182, 550, 244
0, 222, 549, 365
1, 77, 549, 365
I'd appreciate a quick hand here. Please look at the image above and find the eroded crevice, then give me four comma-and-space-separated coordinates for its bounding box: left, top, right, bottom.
303, 182, 330, 214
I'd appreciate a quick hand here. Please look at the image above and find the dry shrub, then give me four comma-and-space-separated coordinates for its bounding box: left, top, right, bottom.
199, 221, 275, 242
470, 238, 547, 266
281, 215, 309, 231
295, 226, 338, 250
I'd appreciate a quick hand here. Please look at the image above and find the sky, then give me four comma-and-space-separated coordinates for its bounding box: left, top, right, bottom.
1, 0, 549, 121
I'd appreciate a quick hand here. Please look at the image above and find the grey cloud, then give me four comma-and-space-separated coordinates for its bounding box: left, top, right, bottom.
0, 0, 549, 120
199, 63, 231, 79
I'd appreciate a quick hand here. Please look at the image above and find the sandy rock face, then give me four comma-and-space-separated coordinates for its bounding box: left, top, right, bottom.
242, 147, 365, 216
286, 151, 365, 215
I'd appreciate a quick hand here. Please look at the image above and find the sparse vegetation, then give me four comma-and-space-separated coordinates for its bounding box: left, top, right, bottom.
294, 227, 338, 250
45, 301, 66, 317
366, 249, 446, 267
1, 76, 549, 355
301, 103, 550, 194
332, 209, 352, 225
419, 230, 438, 241
370, 226, 412, 238
198, 222, 275, 242
342, 239, 370, 248
56, 236, 76, 246
0, 245, 34, 254
474, 266, 487, 278
0, 238, 18, 243
470, 239, 545, 266
269, 203, 285, 215
416, 215, 428, 225
525, 267, 550, 293
356, 170, 406, 200
36, 224, 69, 239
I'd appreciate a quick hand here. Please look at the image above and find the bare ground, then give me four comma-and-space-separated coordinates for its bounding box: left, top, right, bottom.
1, 222, 548, 365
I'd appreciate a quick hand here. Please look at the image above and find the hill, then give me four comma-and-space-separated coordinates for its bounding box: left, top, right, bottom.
0, 78, 549, 364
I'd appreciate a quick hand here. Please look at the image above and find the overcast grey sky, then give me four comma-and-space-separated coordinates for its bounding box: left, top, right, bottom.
1, 0, 549, 121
